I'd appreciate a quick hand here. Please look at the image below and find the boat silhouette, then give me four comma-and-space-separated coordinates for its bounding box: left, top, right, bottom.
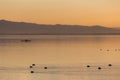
21, 39, 31, 42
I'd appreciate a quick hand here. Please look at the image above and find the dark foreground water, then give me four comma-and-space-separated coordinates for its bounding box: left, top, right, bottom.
0, 35, 120, 80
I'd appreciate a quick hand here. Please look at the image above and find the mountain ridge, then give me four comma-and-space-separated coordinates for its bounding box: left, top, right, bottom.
0, 20, 120, 35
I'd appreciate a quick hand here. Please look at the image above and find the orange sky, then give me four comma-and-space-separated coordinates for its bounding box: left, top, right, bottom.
0, 0, 120, 27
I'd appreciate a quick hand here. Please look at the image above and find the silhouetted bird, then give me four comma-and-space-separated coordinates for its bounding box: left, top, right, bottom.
32, 64, 36, 66
30, 66, 33, 68
31, 71, 34, 73
108, 64, 112, 67
98, 67, 102, 70
87, 65, 90, 68
100, 49, 102, 51
44, 67, 48, 69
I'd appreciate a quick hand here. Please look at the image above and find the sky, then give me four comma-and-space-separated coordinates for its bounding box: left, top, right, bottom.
0, 0, 120, 27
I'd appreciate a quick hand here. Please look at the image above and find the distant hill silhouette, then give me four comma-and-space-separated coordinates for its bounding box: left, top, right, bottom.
0, 20, 120, 35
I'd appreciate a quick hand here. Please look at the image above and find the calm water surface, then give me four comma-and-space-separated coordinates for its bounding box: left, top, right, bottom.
0, 35, 120, 80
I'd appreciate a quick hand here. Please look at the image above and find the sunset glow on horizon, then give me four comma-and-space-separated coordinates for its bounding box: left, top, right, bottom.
0, 0, 120, 27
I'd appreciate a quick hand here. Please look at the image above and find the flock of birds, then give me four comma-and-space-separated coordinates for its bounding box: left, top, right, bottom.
100, 49, 120, 52
29, 64, 113, 74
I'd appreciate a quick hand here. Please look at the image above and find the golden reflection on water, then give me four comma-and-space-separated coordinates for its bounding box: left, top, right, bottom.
0, 35, 120, 66
0, 35, 120, 80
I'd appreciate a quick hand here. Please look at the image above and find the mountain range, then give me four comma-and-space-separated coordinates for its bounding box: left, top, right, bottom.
0, 20, 120, 35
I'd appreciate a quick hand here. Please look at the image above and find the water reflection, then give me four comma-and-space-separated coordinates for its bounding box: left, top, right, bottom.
0, 63, 120, 80
0, 35, 120, 80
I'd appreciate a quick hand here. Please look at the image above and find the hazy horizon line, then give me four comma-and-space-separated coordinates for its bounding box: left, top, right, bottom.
0, 19, 115, 28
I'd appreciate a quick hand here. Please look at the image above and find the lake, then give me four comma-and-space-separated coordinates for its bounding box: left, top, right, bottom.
0, 35, 120, 80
